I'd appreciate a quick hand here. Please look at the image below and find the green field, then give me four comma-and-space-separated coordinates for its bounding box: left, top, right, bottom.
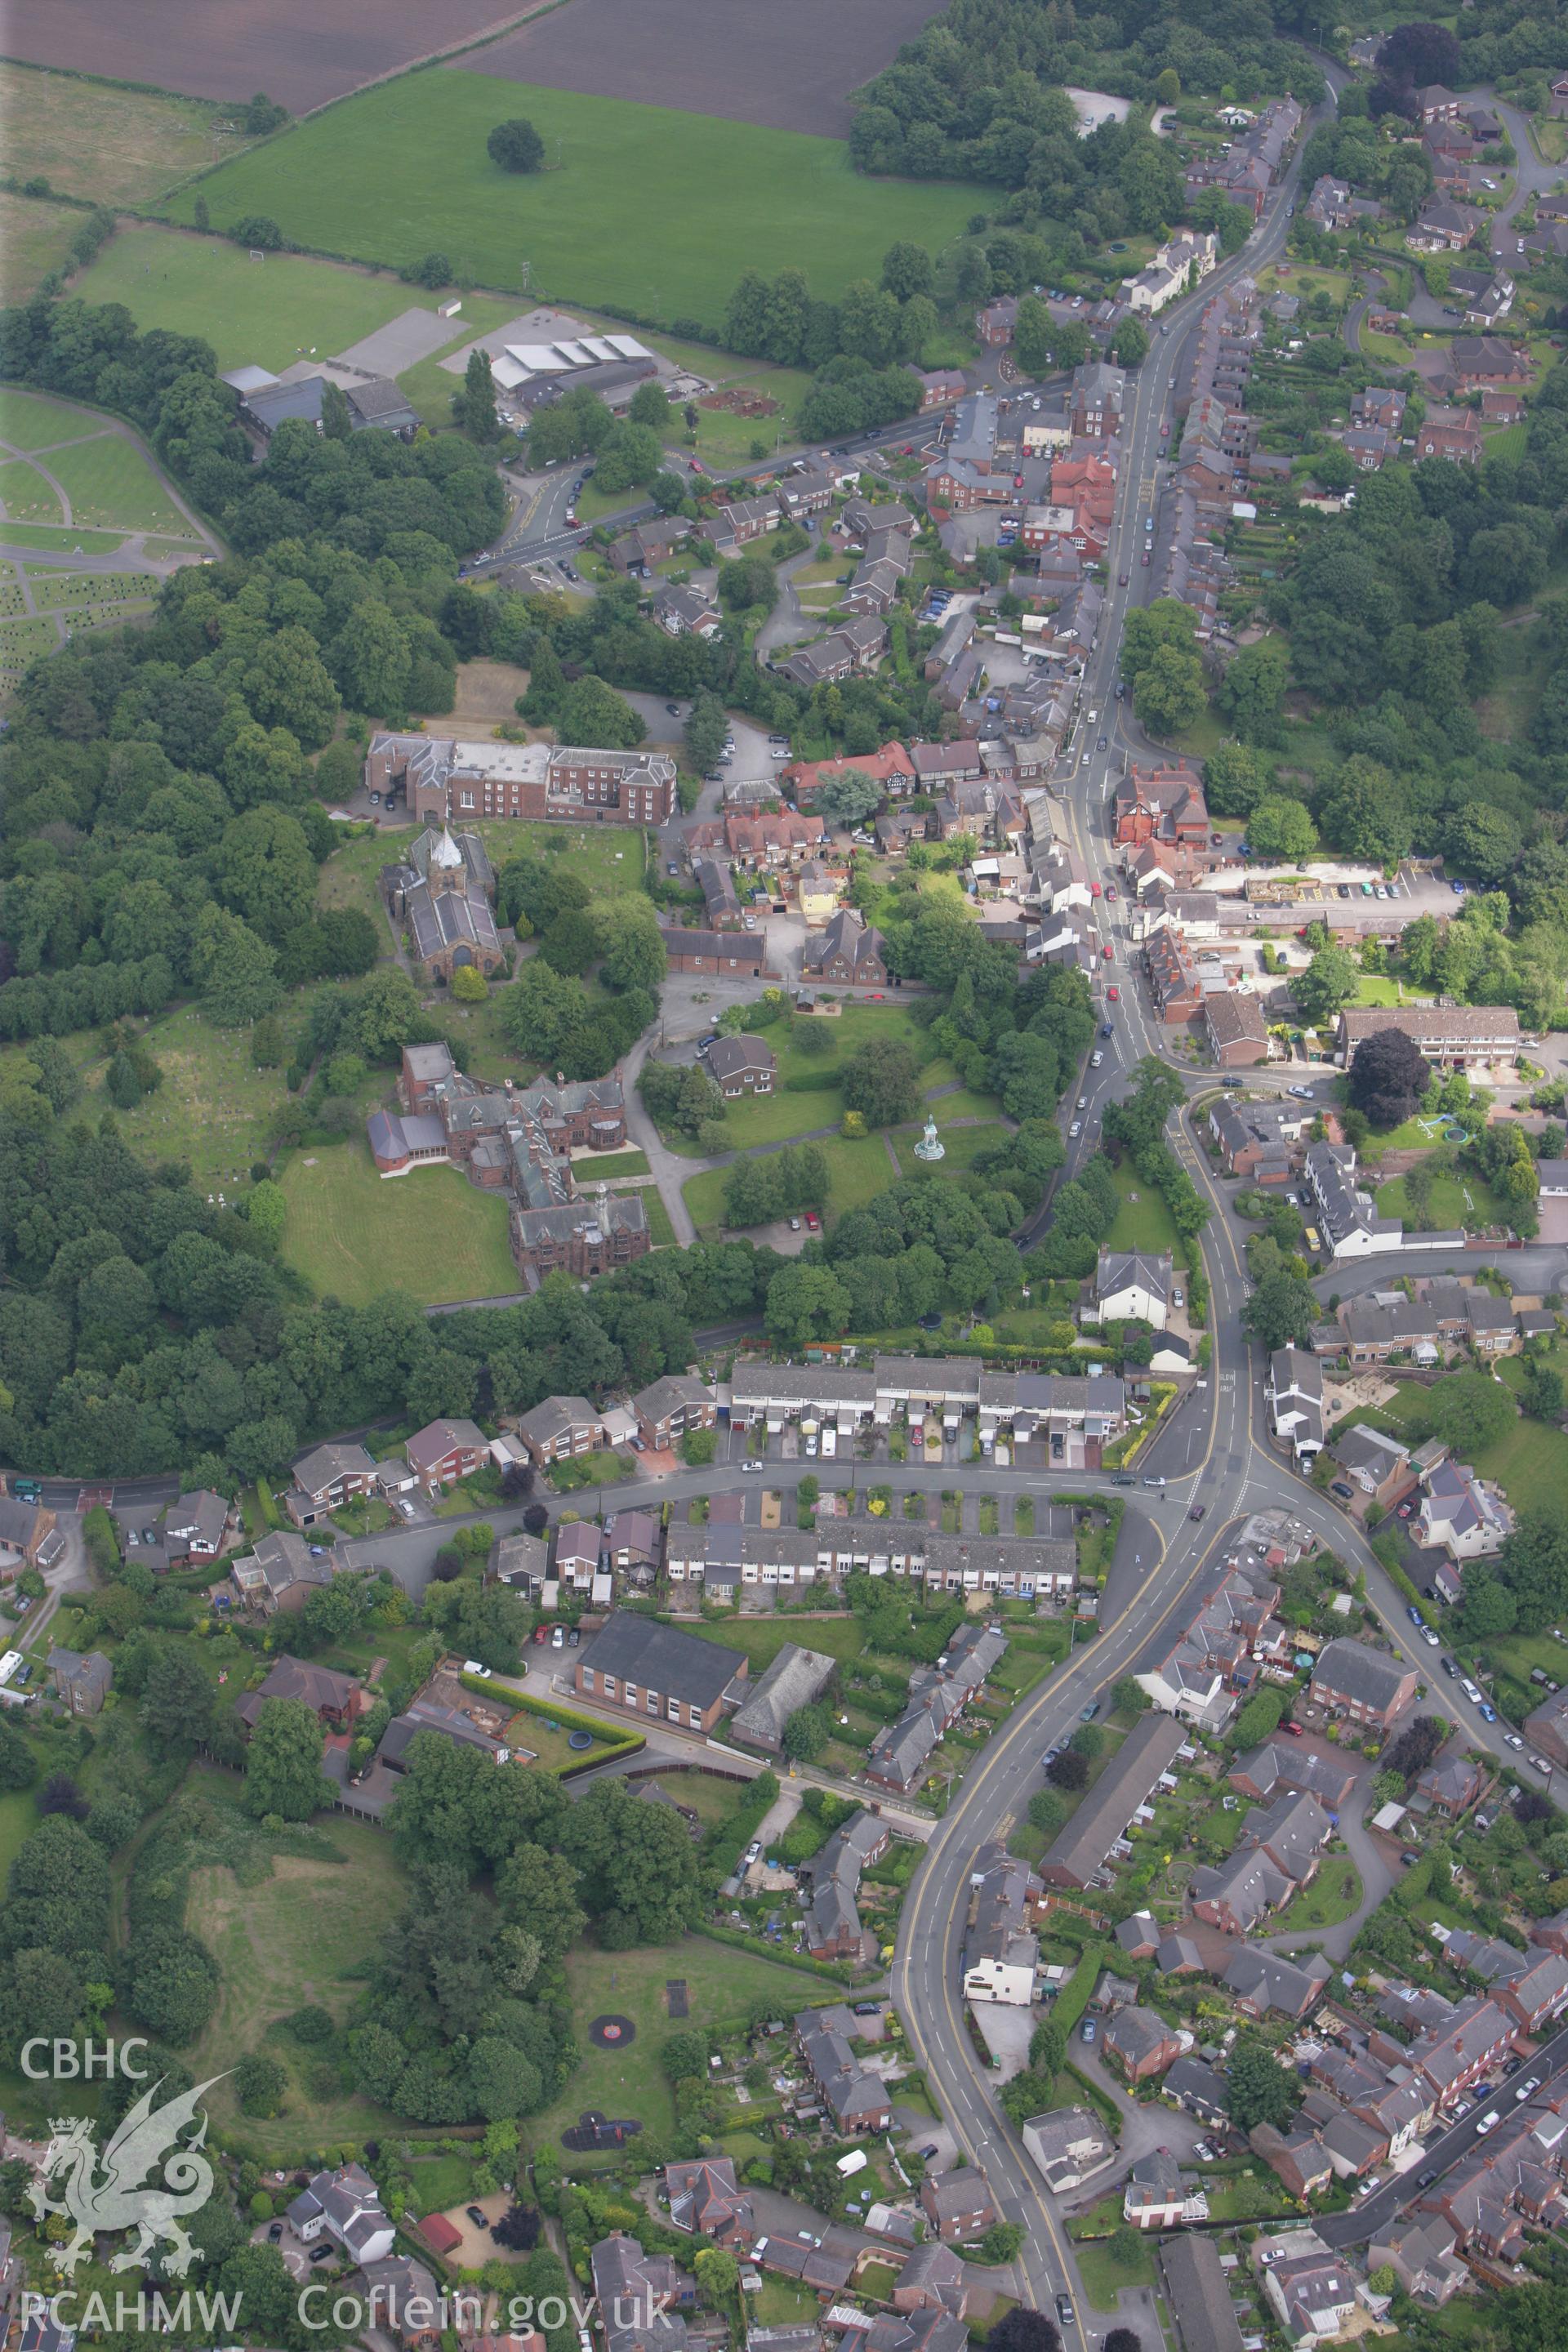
184, 1815, 411, 2153
673, 1612, 875, 1673
280, 1142, 521, 1307
0, 191, 80, 306
530, 1934, 838, 2147
0, 62, 260, 207
79, 1001, 292, 1188
0, 389, 100, 453
164, 74, 982, 327
70, 225, 520, 380
1274, 1858, 1363, 1931
0, 390, 199, 546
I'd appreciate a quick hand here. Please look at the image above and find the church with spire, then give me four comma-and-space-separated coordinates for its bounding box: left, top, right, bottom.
381, 822, 506, 982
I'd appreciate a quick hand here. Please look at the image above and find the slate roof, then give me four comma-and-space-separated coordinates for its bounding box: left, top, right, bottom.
730, 1643, 837, 1749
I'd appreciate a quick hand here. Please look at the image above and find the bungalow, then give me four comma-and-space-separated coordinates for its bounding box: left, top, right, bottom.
406, 1417, 488, 1493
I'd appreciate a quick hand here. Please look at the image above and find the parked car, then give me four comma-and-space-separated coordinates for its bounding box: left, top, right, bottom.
551, 1626, 565, 1648
463, 1661, 492, 1679
1080, 2020, 1096, 2046
467, 2206, 489, 2230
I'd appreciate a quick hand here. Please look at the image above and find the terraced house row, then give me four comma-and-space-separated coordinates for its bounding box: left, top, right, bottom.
729, 1357, 1127, 1465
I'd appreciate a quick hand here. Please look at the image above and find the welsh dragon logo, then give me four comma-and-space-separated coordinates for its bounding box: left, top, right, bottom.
29, 2075, 228, 2277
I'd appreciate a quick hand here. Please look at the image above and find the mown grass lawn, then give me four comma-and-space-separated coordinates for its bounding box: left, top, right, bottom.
1374, 1167, 1501, 1232
1102, 1154, 1180, 1256
670, 1613, 875, 1673
1360, 1380, 1568, 1521
528, 1935, 840, 2148
280, 1142, 519, 1307
1274, 1857, 1363, 1932
163, 74, 982, 328
889, 1117, 1012, 1174
683, 1131, 894, 1233
1071, 2232, 1156, 2310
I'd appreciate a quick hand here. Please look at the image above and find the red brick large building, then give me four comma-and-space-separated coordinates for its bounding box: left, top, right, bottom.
367, 733, 677, 827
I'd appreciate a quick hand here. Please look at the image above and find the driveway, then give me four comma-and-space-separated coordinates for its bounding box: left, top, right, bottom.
1485, 94, 1565, 259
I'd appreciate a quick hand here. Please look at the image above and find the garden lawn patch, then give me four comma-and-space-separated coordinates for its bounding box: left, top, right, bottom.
529, 1935, 841, 2149
280, 1143, 520, 1307
577, 1147, 650, 1180
0, 65, 261, 207
163, 74, 983, 330
0, 193, 81, 306
1273, 1859, 1362, 1932
1071, 2231, 1156, 2310
748, 2277, 822, 2327
183, 1817, 411, 2154
1374, 1169, 1500, 1231
640, 1187, 678, 1248
1102, 1156, 1179, 1256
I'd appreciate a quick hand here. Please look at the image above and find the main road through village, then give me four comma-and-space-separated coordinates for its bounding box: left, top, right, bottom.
21, 50, 1568, 2343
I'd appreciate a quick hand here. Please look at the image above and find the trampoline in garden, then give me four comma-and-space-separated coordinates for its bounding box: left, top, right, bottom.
568, 1728, 595, 1749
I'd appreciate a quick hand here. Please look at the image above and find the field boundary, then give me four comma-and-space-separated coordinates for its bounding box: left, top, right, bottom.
297, 0, 577, 121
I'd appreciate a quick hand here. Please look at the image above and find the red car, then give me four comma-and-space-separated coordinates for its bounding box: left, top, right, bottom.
1397, 1502, 1414, 1518
1118, 572, 1129, 586
805, 1210, 821, 1230
1089, 880, 1102, 897
1281, 1721, 1304, 1738
1102, 942, 1113, 960
1141, 550, 1151, 566
1107, 984, 1120, 1000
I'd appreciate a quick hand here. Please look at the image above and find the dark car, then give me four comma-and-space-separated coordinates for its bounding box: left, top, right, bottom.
1400, 1851, 1420, 1868
467, 2206, 489, 2229
310, 2247, 335, 2265
1101, 1023, 1114, 1038
853, 2000, 881, 2016
1330, 1481, 1353, 1501
666, 702, 680, 715
268, 2222, 283, 2241
919, 2143, 940, 2160
1441, 1656, 1458, 1677
1056, 2296, 1076, 2330
1189, 1503, 1207, 1521
1098, 735, 1107, 751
